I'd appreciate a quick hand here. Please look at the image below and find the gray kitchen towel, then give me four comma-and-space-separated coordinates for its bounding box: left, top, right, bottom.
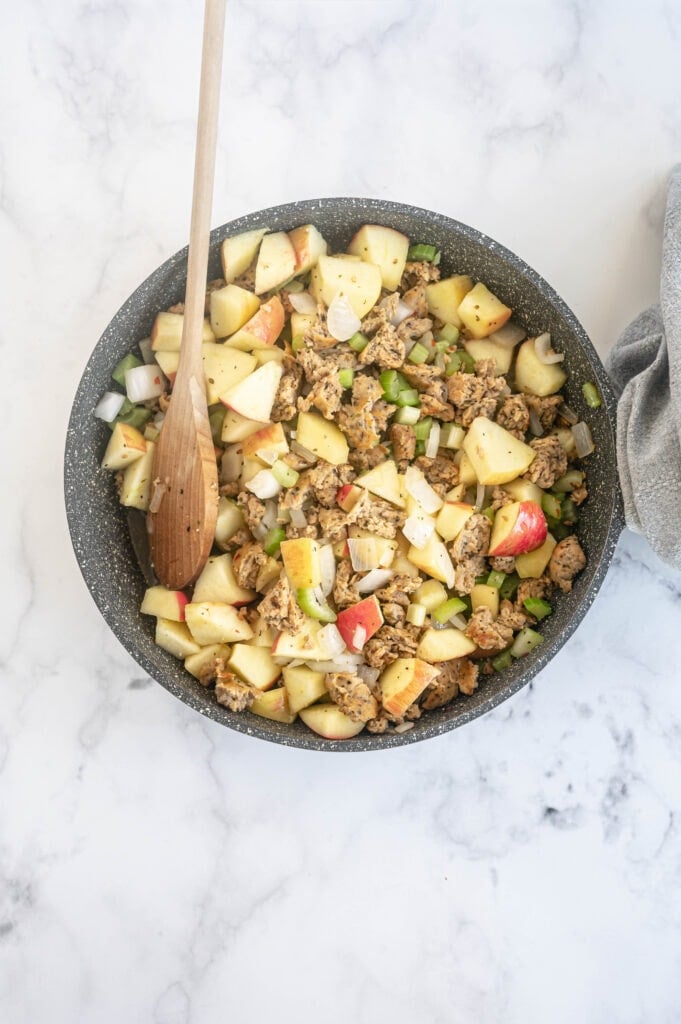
606, 165, 681, 570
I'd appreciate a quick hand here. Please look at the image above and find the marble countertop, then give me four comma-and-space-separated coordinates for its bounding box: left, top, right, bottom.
3, 1, 681, 1021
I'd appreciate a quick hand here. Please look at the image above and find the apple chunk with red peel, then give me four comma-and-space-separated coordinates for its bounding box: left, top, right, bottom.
336, 596, 384, 653
488, 501, 547, 557
300, 704, 365, 739
255, 231, 296, 295
221, 227, 268, 283
457, 282, 512, 339
337, 483, 364, 512
462, 417, 536, 486
241, 422, 288, 463
380, 658, 439, 718
225, 296, 285, 351
140, 585, 189, 622
220, 360, 283, 423
347, 224, 409, 291
288, 224, 329, 274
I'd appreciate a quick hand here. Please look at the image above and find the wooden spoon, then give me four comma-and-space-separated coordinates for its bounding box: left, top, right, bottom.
148, 0, 226, 589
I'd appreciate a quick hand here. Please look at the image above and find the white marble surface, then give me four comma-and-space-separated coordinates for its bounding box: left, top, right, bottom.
3, 1, 681, 1021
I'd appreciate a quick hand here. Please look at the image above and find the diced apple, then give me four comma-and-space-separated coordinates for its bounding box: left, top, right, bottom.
151, 311, 214, 351
254, 348, 285, 365
463, 337, 514, 375
355, 459, 405, 508
221, 227, 268, 283
255, 231, 296, 294
457, 282, 512, 339
101, 422, 147, 471
514, 338, 567, 396
416, 628, 477, 662
337, 483, 364, 512
140, 585, 189, 622
250, 687, 297, 724
316, 254, 382, 318
119, 441, 155, 510
299, 703, 365, 739
214, 496, 245, 550
241, 421, 289, 462
380, 657, 439, 718
225, 296, 285, 351
220, 361, 283, 423
471, 584, 500, 618
154, 350, 179, 383
515, 533, 557, 579
414, 579, 448, 611
502, 478, 544, 506
435, 501, 475, 542
282, 665, 327, 714
290, 311, 316, 339
209, 284, 260, 339
457, 451, 478, 486
280, 537, 321, 588
336, 596, 384, 652
271, 619, 328, 661
462, 417, 536, 486
201, 344, 257, 404
247, 614, 276, 648
407, 532, 455, 588
228, 643, 281, 691
425, 275, 473, 328
255, 557, 282, 591
240, 457, 265, 485
488, 500, 547, 557
220, 409, 269, 443
184, 643, 232, 683
347, 224, 409, 291
185, 602, 254, 645
288, 224, 329, 274
155, 618, 200, 659
347, 527, 396, 567
193, 553, 255, 605
296, 410, 349, 465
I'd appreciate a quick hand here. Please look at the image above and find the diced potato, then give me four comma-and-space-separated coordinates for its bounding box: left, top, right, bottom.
457, 282, 512, 339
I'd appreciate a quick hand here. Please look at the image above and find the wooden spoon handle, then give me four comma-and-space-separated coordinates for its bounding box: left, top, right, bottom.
177, 0, 226, 383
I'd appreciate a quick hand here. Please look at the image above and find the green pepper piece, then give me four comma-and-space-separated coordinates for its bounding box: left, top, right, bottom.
296, 587, 337, 623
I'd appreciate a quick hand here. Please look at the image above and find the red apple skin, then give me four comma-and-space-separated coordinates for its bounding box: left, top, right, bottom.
336, 596, 384, 652
174, 592, 189, 621
336, 484, 363, 512
488, 501, 547, 557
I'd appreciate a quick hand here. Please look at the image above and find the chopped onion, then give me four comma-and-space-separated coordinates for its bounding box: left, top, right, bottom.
319, 623, 345, 657
351, 625, 367, 651
319, 544, 337, 596
571, 421, 595, 458
394, 721, 415, 734
251, 523, 268, 541
489, 322, 526, 348
534, 333, 565, 365
425, 421, 441, 459
289, 507, 308, 529
402, 513, 435, 549
348, 537, 380, 571
288, 291, 317, 314
529, 409, 545, 437
356, 568, 394, 593
357, 665, 380, 687
380, 294, 414, 325
404, 466, 443, 514
474, 482, 489, 510
148, 479, 166, 514
246, 469, 282, 499
291, 440, 318, 463
138, 337, 155, 364
307, 655, 362, 672
262, 500, 278, 530
257, 446, 281, 467
125, 364, 167, 402
220, 444, 243, 483
449, 613, 468, 631
558, 402, 579, 425
327, 293, 361, 341
94, 391, 126, 422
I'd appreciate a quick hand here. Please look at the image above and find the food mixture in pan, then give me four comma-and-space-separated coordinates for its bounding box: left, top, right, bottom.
96, 223, 599, 739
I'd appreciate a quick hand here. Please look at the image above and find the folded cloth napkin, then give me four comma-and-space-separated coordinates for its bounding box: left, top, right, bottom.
606, 165, 681, 570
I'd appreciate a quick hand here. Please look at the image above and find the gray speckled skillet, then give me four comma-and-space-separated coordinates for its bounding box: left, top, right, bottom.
64, 198, 624, 751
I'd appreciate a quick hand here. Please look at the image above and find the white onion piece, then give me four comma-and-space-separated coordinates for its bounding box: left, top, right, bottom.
356, 568, 394, 594
404, 466, 443, 514
307, 655, 362, 672
319, 544, 337, 596
534, 333, 565, 365
529, 409, 545, 437
220, 444, 243, 483
489, 322, 526, 348
319, 623, 345, 657
125, 364, 167, 402
290, 440, 317, 463
94, 391, 126, 422
571, 421, 595, 458
380, 294, 414, 325
148, 479, 166, 514
256, 446, 281, 467
425, 421, 441, 458
348, 538, 380, 571
351, 625, 367, 651
449, 613, 468, 631
289, 507, 308, 528
246, 469, 282, 500
251, 523, 268, 541
138, 338, 155, 365
288, 291, 317, 314
474, 482, 489, 510
357, 665, 380, 687
558, 402, 579, 425
262, 500, 278, 530
326, 293, 361, 341
394, 721, 415, 734
402, 513, 435, 549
